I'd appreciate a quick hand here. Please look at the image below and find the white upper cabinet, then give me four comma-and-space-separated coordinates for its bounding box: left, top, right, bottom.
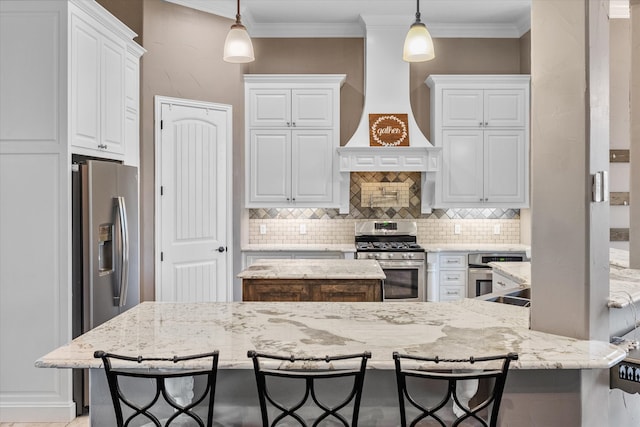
249, 88, 334, 128
427, 75, 530, 208
69, 3, 143, 162
245, 75, 345, 208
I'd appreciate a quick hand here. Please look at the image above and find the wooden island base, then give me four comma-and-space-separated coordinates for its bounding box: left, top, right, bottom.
242, 278, 382, 302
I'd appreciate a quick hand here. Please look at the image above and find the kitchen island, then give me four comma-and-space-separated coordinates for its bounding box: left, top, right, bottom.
37, 300, 625, 426
238, 258, 385, 301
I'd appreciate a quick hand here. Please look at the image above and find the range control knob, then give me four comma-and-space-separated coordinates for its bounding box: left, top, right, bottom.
374, 253, 381, 260
368, 254, 375, 259
387, 253, 394, 259
403, 253, 415, 259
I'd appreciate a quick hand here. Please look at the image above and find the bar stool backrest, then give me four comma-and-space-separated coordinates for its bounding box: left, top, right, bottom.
247, 350, 371, 427
393, 352, 518, 427
94, 350, 219, 427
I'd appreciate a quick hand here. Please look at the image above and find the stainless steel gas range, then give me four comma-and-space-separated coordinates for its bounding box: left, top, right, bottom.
355, 221, 425, 302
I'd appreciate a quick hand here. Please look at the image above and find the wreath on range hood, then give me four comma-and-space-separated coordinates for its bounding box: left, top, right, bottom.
369, 113, 410, 147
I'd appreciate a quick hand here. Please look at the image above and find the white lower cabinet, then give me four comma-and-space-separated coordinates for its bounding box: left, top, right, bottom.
436, 253, 467, 302
492, 271, 521, 293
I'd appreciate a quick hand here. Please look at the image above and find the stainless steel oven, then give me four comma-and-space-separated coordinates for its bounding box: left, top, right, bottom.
355, 221, 426, 302
467, 252, 526, 297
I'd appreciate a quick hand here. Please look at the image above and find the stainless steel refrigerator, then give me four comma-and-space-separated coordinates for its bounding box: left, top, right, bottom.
71, 159, 140, 413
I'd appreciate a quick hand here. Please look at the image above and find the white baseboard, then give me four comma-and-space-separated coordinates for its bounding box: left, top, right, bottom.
0, 402, 76, 423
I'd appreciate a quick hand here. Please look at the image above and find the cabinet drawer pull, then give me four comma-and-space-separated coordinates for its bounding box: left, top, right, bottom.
497, 281, 507, 287
446, 290, 458, 295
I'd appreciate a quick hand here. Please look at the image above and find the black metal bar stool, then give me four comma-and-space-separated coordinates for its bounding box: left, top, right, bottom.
393, 352, 518, 427
247, 350, 371, 427
94, 350, 219, 427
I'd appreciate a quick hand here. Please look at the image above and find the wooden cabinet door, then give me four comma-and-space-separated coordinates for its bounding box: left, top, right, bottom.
248, 89, 291, 127
483, 89, 526, 128
442, 89, 484, 127
310, 281, 381, 302
291, 130, 333, 203
483, 130, 526, 204
249, 130, 291, 203
242, 280, 310, 301
441, 129, 484, 204
291, 89, 333, 127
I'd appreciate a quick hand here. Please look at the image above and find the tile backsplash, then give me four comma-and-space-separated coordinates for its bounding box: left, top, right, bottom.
248, 172, 521, 245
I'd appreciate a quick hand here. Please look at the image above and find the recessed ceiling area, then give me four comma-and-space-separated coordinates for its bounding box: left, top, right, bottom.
163, 0, 533, 38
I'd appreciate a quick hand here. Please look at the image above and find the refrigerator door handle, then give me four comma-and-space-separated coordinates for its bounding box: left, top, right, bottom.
114, 196, 130, 307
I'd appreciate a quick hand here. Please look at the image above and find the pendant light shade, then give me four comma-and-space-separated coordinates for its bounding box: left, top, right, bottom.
223, 0, 254, 63
403, 0, 435, 62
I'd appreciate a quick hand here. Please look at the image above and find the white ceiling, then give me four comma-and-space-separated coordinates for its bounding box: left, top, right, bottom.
164, 0, 534, 38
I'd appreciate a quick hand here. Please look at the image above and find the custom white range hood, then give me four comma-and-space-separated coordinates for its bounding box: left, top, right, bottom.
337, 15, 441, 214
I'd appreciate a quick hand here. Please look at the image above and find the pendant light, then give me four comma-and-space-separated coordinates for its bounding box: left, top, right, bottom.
223, 0, 255, 63
403, 0, 435, 62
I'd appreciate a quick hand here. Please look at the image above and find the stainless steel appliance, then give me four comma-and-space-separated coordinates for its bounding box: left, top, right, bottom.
71, 159, 140, 413
468, 252, 526, 297
355, 221, 425, 302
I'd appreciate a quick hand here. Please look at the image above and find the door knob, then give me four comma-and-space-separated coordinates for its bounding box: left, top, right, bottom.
217, 246, 226, 253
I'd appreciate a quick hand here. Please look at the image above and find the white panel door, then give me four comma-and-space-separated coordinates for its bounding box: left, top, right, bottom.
441, 130, 484, 204
291, 89, 333, 127
291, 130, 333, 203
484, 130, 526, 204
441, 89, 484, 127
249, 130, 291, 203
158, 100, 231, 302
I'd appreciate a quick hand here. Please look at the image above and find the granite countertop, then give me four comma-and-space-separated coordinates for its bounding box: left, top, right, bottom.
36, 300, 625, 371
489, 261, 531, 286
241, 244, 356, 252
489, 250, 640, 309
237, 258, 385, 280
421, 243, 530, 253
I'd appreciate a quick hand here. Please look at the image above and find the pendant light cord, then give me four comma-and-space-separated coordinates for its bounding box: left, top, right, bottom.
415, 0, 422, 23
236, 0, 242, 25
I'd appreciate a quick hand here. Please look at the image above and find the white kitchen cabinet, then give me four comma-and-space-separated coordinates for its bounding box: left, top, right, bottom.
249, 129, 333, 204
441, 129, 526, 205
426, 75, 530, 208
437, 253, 467, 301
245, 75, 346, 208
492, 271, 521, 293
0, 0, 143, 421
70, 4, 138, 160
442, 88, 526, 128
249, 88, 334, 128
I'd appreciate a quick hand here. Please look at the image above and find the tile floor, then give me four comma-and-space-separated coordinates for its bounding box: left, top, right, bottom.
0, 416, 89, 427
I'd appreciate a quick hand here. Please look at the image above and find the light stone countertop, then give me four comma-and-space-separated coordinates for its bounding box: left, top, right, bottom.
237, 258, 385, 280
420, 243, 530, 253
241, 244, 356, 252
489, 261, 531, 286
36, 300, 625, 371
242, 243, 530, 254
489, 250, 640, 309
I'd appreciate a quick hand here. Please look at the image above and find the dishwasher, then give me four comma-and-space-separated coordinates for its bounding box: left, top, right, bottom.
467, 252, 526, 297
